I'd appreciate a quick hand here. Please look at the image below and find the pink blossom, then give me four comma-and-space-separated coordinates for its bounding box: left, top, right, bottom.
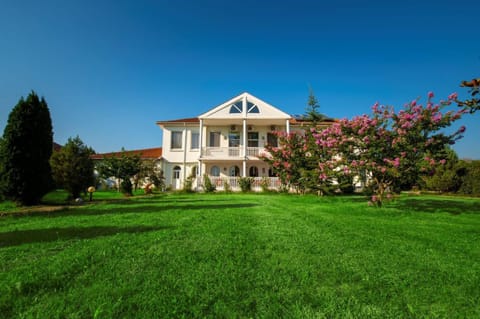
459, 126, 466, 133
439, 159, 446, 165
381, 167, 387, 173
371, 195, 378, 202
448, 92, 458, 100
428, 91, 434, 98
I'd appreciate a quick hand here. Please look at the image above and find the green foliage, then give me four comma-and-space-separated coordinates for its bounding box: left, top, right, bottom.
96, 150, 142, 196
305, 88, 327, 123
183, 177, 194, 193
458, 78, 479, 113
238, 177, 253, 192
0, 91, 53, 205
50, 136, 95, 199
223, 179, 231, 193
260, 177, 270, 192
133, 159, 163, 191
459, 160, 480, 195
202, 174, 215, 193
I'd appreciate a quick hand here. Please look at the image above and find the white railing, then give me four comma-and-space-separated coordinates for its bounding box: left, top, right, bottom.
203, 177, 281, 191
201, 147, 266, 158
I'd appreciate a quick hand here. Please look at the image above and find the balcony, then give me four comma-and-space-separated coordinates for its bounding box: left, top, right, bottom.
201, 147, 267, 159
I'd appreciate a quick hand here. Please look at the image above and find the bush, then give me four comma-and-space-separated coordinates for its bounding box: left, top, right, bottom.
183, 177, 194, 193
260, 177, 270, 192
459, 161, 480, 195
239, 177, 253, 193
120, 179, 133, 196
223, 179, 231, 193
203, 174, 216, 193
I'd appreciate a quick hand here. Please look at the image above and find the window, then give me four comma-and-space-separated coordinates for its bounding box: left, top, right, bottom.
268, 168, 277, 177
210, 166, 220, 177
229, 166, 240, 177
191, 132, 199, 149
247, 102, 259, 113
191, 166, 198, 177
248, 132, 259, 147
209, 131, 221, 147
267, 133, 278, 147
229, 132, 240, 147
171, 132, 183, 149
229, 101, 243, 113
249, 166, 258, 177
173, 166, 181, 179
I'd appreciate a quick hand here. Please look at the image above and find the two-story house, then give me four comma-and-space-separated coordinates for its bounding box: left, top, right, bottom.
156, 92, 322, 191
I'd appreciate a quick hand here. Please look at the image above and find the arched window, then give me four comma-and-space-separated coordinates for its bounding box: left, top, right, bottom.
173, 166, 181, 179
210, 166, 220, 177
229, 166, 240, 177
249, 166, 258, 177
268, 168, 277, 177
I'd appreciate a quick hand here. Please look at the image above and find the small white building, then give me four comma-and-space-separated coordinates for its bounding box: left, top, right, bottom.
156, 92, 330, 191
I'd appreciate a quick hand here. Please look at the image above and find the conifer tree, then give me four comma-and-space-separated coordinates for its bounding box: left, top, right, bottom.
0, 91, 54, 205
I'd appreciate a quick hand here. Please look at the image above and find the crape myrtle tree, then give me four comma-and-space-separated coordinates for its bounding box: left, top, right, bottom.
313, 92, 467, 206
0, 91, 54, 205
96, 150, 142, 196
264, 92, 467, 206
50, 136, 95, 199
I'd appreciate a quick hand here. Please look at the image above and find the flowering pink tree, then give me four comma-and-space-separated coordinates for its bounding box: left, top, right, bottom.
314, 92, 466, 206
261, 130, 334, 193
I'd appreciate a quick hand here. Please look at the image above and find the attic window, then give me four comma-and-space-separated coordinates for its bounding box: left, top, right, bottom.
229, 102, 242, 113
247, 102, 259, 113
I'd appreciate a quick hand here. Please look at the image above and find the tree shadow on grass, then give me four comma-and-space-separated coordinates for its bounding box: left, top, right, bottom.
393, 199, 480, 215
0, 225, 169, 248
4, 203, 260, 219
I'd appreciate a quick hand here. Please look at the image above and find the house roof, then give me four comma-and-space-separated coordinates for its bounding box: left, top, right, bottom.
199, 92, 291, 120
90, 147, 162, 160
156, 117, 199, 125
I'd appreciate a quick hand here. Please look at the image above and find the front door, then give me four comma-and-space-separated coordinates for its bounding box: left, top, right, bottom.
173, 166, 181, 189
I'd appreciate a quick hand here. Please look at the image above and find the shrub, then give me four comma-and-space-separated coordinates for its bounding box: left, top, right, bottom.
203, 174, 216, 193
260, 177, 270, 192
183, 177, 194, 193
239, 177, 253, 193
120, 179, 133, 196
223, 179, 231, 193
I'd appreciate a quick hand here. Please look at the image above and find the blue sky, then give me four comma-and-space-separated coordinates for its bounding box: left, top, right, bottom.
1, 0, 479, 158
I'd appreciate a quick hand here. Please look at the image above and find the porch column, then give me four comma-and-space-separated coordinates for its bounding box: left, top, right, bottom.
242, 118, 247, 177
286, 119, 290, 134
198, 119, 203, 177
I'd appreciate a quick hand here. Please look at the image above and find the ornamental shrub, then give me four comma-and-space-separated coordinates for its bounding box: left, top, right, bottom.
238, 177, 253, 193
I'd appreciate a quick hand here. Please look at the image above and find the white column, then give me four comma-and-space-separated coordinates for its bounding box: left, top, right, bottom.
242, 118, 247, 177
286, 119, 290, 134
198, 119, 203, 177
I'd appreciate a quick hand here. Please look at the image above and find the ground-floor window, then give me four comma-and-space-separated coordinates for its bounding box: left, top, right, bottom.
210, 166, 220, 176
249, 166, 258, 177
229, 166, 240, 177
173, 166, 181, 179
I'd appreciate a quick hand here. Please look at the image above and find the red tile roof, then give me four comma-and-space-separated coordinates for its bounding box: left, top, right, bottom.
91, 147, 162, 160
156, 117, 199, 124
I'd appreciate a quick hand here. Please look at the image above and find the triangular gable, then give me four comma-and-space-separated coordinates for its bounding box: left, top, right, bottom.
199, 92, 291, 120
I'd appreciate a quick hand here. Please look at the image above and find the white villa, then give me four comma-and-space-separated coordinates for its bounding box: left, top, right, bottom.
156, 92, 331, 191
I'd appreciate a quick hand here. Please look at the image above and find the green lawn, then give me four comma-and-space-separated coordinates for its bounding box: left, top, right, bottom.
1, 193, 479, 318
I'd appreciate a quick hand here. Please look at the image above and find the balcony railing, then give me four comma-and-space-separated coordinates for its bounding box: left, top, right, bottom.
204, 177, 282, 191
201, 147, 266, 158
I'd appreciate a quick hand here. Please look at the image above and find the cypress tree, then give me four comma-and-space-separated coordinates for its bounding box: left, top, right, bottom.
0, 91, 54, 205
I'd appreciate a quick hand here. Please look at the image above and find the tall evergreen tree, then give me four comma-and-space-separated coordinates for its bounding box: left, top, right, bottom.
0, 91, 54, 205
50, 136, 95, 199
305, 88, 326, 124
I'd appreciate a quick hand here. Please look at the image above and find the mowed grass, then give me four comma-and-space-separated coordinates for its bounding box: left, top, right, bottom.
0, 193, 479, 318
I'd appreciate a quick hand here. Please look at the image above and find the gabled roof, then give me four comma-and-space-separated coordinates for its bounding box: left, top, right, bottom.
90, 147, 162, 160
199, 92, 291, 120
